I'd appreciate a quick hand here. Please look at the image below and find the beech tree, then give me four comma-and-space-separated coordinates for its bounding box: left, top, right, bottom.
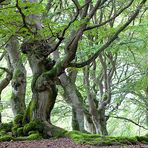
0, 0, 147, 138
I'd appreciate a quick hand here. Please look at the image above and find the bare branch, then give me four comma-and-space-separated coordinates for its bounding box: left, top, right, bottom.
0, 67, 12, 74
15, 0, 34, 34
0, 51, 6, 61
107, 115, 148, 130
72, 0, 81, 11
69, 0, 147, 68
85, 0, 134, 30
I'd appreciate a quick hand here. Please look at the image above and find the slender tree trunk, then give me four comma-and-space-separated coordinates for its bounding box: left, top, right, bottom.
53, 50, 85, 131
60, 73, 85, 132
146, 109, 148, 126
145, 87, 148, 126
84, 114, 96, 134
0, 61, 12, 122
7, 36, 26, 116
0, 55, 12, 123
83, 66, 108, 135
98, 109, 108, 135
60, 73, 96, 133
72, 107, 80, 131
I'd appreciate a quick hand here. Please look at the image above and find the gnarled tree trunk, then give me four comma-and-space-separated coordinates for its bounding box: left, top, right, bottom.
22, 43, 57, 123
21, 41, 68, 137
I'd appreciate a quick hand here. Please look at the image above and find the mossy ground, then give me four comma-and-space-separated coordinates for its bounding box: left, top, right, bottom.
0, 121, 148, 146
66, 131, 148, 146
0, 116, 44, 142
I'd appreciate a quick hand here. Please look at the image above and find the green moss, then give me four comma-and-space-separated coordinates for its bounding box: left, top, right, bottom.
0, 132, 41, 142
0, 130, 6, 136
65, 131, 148, 146
13, 69, 22, 80
0, 135, 13, 142
14, 136, 27, 141
15, 132, 42, 141
51, 127, 67, 138
13, 114, 23, 127
17, 127, 24, 136
23, 120, 44, 135
0, 122, 13, 132
22, 100, 36, 125
12, 126, 18, 136
27, 132, 42, 140
28, 130, 38, 135
66, 130, 100, 139
136, 136, 148, 143
65, 131, 101, 145
22, 102, 31, 125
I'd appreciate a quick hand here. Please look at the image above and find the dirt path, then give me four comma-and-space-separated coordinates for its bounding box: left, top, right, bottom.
0, 138, 147, 148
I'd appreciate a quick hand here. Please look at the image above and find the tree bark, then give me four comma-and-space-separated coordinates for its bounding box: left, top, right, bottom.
7, 36, 26, 116
145, 87, 148, 126
83, 65, 108, 135
98, 109, 108, 135
0, 57, 12, 122
146, 109, 148, 126
72, 107, 80, 131
21, 41, 57, 123
60, 73, 85, 132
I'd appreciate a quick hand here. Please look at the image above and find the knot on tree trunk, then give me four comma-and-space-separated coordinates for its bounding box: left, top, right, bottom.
21, 40, 52, 56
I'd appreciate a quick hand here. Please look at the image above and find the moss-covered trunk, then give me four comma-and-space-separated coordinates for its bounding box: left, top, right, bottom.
28, 74, 57, 122
20, 41, 67, 137
7, 36, 26, 116
24, 49, 57, 123
10, 68, 26, 116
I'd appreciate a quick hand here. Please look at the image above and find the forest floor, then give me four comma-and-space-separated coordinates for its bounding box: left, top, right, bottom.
0, 138, 147, 148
